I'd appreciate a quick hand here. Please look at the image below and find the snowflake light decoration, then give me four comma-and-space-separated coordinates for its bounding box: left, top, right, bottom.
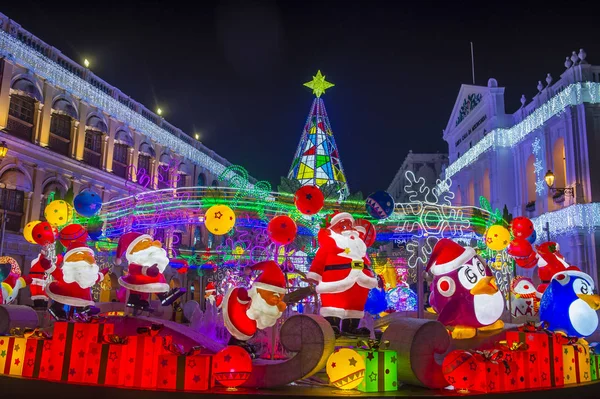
532, 137, 546, 195
392, 171, 471, 268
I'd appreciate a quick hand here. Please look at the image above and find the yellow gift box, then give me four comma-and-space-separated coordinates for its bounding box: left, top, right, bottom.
0, 336, 27, 376
563, 343, 591, 385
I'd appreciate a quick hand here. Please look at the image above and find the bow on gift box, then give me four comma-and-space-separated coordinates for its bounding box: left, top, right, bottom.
136, 323, 164, 337
163, 340, 205, 356
497, 340, 529, 351
473, 349, 505, 363
9, 327, 50, 338
357, 339, 390, 351
103, 334, 129, 345
23, 328, 51, 340
71, 313, 107, 324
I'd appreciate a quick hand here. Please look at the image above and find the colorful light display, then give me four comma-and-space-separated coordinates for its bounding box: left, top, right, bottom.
288, 72, 349, 197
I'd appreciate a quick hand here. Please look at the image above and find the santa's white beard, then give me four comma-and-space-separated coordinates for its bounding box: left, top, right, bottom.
62, 260, 99, 288
206, 295, 215, 305
246, 288, 282, 330
127, 246, 169, 273
330, 230, 367, 260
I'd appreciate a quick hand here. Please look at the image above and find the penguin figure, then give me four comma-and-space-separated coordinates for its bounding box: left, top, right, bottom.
540, 270, 600, 338
427, 239, 505, 339
510, 276, 541, 317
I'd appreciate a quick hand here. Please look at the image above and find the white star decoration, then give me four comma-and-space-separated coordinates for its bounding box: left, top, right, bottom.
532, 137, 541, 155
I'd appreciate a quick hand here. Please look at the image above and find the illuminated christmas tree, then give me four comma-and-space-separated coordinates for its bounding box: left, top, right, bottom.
287, 71, 349, 198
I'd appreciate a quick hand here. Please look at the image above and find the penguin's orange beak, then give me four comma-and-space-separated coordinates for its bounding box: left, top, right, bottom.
577, 294, 600, 310
470, 276, 498, 296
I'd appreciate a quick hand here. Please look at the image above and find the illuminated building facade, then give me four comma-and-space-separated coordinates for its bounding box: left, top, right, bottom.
0, 12, 244, 303
443, 49, 600, 285
387, 151, 448, 203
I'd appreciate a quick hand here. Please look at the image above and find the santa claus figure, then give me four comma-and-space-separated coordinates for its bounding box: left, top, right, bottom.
205, 281, 223, 308
222, 261, 287, 341
116, 232, 185, 310
307, 212, 378, 336
28, 255, 49, 308
39, 242, 106, 320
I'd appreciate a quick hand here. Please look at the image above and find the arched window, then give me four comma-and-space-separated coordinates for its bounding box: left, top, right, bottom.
0, 168, 31, 232
197, 173, 206, 187
49, 99, 77, 156
483, 169, 491, 200
455, 185, 463, 205
157, 153, 171, 189
113, 130, 133, 179
40, 180, 66, 219
137, 142, 155, 184
552, 138, 566, 189
525, 155, 536, 204
7, 94, 35, 141
177, 163, 188, 188
468, 179, 475, 206
211, 179, 219, 187
83, 116, 108, 169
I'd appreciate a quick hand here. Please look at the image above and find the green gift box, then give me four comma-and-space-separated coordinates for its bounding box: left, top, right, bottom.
355, 348, 398, 392
591, 354, 600, 381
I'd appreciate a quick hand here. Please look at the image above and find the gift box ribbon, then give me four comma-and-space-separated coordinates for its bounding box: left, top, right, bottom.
357, 339, 390, 351
103, 334, 129, 345
136, 323, 164, 337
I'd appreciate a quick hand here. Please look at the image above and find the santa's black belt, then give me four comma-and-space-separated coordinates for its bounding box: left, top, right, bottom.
28, 271, 45, 276
324, 261, 364, 271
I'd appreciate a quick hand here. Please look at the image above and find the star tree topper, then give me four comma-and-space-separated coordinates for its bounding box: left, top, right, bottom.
304, 70, 334, 98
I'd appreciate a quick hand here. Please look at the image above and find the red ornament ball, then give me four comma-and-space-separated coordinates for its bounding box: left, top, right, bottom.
58, 224, 88, 247
294, 185, 325, 215
442, 350, 482, 393
267, 215, 297, 245
510, 216, 534, 239
354, 219, 377, 247
32, 221, 56, 245
213, 345, 253, 388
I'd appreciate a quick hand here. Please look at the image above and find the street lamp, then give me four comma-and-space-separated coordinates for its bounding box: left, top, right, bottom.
0, 141, 7, 158
544, 169, 574, 197
83, 58, 90, 68
157, 108, 163, 116
194, 133, 200, 140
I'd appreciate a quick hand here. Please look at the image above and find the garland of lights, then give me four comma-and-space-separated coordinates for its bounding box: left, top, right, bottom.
531, 203, 600, 240
532, 137, 547, 196
0, 30, 227, 176
446, 82, 600, 178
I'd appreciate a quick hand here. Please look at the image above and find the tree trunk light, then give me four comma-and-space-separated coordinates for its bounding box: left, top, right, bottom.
0, 141, 7, 158
544, 169, 555, 188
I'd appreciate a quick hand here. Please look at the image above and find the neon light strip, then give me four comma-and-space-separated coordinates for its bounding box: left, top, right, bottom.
446, 82, 600, 178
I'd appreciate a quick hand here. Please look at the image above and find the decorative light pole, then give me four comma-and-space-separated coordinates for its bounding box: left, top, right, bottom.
0, 142, 7, 256
0, 141, 7, 158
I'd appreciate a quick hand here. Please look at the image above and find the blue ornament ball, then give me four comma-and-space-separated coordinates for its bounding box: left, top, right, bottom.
74, 190, 103, 217
365, 288, 388, 315
365, 191, 395, 220
526, 229, 537, 244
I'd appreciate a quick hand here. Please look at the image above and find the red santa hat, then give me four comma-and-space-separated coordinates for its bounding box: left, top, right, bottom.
426, 238, 476, 276
64, 241, 94, 262
115, 232, 153, 265
251, 261, 286, 294
328, 211, 354, 228
205, 281, 216, 293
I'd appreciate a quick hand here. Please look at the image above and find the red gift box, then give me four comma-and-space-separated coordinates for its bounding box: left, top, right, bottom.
157, 351, 213, 392
506, 327, 564, 388
22, 335, 50, 378
502, 349, 539, 390
472, 350, 519, 393
49, 322, 115, 383
38, 339, 54, 379
83, 340, 126, 386
122, 335, 168, 388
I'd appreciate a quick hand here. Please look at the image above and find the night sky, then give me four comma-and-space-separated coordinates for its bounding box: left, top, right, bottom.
4, 1, 600, 195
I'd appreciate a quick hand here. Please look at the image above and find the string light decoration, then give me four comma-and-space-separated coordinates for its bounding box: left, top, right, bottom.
531, 203, 600, 239
446, 82, 600, 178
0, 30, 227, 176
532, 137, 547, 195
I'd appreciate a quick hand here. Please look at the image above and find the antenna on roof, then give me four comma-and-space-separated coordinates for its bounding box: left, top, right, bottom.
470, 42, 475, 85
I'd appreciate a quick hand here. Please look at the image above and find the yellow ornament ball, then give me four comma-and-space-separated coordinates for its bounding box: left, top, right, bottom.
204, 205, 235, 236
485, 225, 511, 251
44, 200, 74, 226
326, 348, 366, 390
23, 220, 42, 244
